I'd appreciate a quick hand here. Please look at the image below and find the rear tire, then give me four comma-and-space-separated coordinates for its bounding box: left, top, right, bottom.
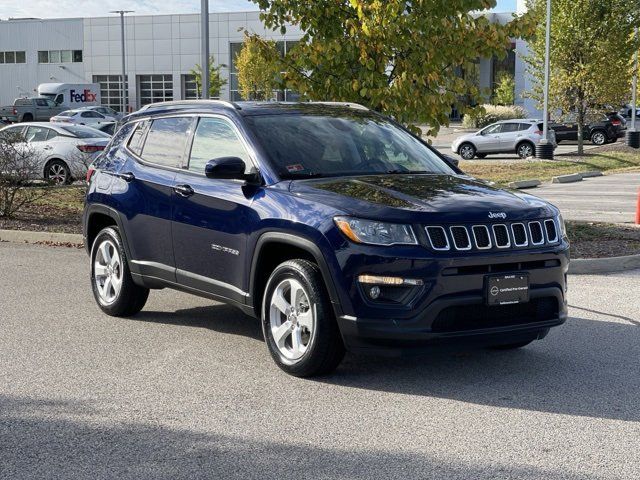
590, 130, 607, 145
262, 259, 345, 377
458, 143, 476, 160
44, 159, 72, 185
21, 113, 33, 122
90, 226, 149, 317
516, 142, 535, 159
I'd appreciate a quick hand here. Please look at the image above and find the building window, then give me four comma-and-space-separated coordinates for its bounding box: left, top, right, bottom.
138, 74, 173, 107
491, 43, 516, 97
182, 74, 199, 100
94, 74, 128, 113
38, 50, 83, 64
0, 51, 25, 64
229, 40, 299, 102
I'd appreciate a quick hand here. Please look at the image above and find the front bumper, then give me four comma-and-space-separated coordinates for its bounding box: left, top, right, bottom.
331, 246, 569, 355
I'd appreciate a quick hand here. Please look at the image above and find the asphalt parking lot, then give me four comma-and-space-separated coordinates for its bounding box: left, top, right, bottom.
1, 242, 639, 479
533, 172, 640, 223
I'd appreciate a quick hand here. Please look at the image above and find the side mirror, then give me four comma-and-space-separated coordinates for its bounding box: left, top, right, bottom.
205, 156, 260, 184
442, 154, 460, 168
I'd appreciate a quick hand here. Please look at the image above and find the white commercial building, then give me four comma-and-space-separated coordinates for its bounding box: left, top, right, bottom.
0, 10, 537, 116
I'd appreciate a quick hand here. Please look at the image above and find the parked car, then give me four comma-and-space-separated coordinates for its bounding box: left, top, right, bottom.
0, 122, 110, 184
550, 112, 626, 145
51, 109, 115, 126
452, 120, 557, 159
91, 122, 116, 136
619, 104, 640, 120
83, 101, 569, 377
0, 97, 66, 123
78, 105, 122, 121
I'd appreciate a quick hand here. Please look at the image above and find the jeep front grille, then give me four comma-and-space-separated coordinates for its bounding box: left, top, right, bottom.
424, 219, 560, 252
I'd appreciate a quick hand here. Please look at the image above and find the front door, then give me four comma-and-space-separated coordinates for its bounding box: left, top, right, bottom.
171, 115, 258, 304
496, 122, 522, 152
475, 123, 503, 152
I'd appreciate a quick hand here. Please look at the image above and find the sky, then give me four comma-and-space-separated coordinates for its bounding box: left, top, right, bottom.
0, 0, 519, 20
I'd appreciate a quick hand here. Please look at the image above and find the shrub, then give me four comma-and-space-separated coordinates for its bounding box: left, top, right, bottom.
493, 73, 515, 106
462, 104, 528, 129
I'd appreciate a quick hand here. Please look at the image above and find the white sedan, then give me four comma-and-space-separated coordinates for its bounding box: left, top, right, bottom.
0, 122, 110, 184
50, 108, 115, 126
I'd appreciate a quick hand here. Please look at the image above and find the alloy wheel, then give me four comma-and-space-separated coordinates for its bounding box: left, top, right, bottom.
592, 132, 606, 145
518, 143, 533, 158
93, 239, 123, 305
269, 278, 315, 361
459, 144, 475, 160
48, 163, 68, 184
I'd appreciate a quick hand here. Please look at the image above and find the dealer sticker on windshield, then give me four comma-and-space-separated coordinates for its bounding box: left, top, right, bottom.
285, 164, 305, 172
486, 274, 529, 306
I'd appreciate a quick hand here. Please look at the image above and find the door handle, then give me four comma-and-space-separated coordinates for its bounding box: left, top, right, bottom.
114, 171, 135, 182
173, 184, 194, 197
43, 146, 52, 150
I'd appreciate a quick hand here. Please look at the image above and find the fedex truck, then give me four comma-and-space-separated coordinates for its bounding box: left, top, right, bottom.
37, 83, 101, 108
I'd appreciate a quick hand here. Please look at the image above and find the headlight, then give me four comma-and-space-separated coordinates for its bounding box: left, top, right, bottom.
557, 213, 567, 237
334, 216, 417, 246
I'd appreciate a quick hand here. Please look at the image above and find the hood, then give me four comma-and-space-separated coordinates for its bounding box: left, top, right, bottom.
289, 174, 555, 223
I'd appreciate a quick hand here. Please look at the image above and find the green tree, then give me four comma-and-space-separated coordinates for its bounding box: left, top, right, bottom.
523, 0, 640, 154
493, 73, 515, 105
252, 0, 534, 134
236, 33, 282, 100
190, 55, 227, 98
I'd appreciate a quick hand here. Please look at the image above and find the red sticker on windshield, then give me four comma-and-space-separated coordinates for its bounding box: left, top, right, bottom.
286, 164, 305, 172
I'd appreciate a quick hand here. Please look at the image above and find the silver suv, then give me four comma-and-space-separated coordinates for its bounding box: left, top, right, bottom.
452, 120, 557, 159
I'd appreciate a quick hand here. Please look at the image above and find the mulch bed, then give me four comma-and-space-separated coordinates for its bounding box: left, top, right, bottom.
567, 222, 640, 259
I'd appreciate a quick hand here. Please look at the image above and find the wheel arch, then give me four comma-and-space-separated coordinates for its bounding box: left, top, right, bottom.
84, 204, 134, 269
42, 157, 69, 178
515, 139, 535, 155
249, 232, 342, 319
457, 141, 476, 155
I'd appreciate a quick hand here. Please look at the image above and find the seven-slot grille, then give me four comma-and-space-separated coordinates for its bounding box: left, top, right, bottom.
425, 219, 560, 252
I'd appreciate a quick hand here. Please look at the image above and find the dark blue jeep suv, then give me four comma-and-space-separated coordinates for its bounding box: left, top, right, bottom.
84, 101, 569, 377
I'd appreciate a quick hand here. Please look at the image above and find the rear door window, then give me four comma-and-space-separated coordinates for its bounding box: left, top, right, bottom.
140, 116, 194, 168
25, 126, 50, 142
500, 123, 520, 133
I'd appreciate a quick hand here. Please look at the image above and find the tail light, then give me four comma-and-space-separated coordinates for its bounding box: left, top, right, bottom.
86, 166, 96, 183
77, 145, 105, 153
534, 130, 543, 135
611, 119, 621, 126
12, 108, 17, 115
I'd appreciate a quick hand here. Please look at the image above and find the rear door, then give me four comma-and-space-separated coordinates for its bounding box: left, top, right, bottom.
171, 115, 258, 304
496, 122, 522, 152
120, 116, 195, 281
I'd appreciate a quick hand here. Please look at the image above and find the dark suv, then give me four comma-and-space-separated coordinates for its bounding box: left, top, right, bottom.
551, 112, 626, 145
84, 101, 569, 377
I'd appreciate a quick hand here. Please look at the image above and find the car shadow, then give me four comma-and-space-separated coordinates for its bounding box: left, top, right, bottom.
132, 304, 264, 342
0, 394, 598, 480
125, 303, 639, 422
321, 312, 640, 422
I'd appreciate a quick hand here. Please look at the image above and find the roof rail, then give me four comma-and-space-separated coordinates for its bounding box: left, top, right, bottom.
137, 99, 239, 113
312, 101, 369, 111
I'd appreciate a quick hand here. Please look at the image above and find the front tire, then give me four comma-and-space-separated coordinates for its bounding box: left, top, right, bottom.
458, 142, 476, 160
262, 259, 345, 377
90, 226, 149, 317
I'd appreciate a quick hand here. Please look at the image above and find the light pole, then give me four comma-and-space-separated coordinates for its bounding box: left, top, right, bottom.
536, 0, 554, 159
110, 10, 133, 115
200, 0, 210, 99
627, 26, 639, 148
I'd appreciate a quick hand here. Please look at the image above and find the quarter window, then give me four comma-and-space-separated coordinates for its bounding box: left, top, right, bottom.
188, 117, 250, 173
140, 117, 193, 168
127, 121, 150, 156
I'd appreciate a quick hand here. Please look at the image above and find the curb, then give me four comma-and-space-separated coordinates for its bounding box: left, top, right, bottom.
509, 179, 542, 189
568, 254, 640, 275
552, 173, 583, 184
0, 229, 83, 246
580, 171, 603, 179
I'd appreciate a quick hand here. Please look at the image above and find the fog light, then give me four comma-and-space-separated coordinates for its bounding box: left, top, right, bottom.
369, 286, 381, 299
358, 274, 423, 286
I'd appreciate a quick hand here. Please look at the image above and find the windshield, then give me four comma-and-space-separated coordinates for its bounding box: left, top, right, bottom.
60, 125, 111, 138
245, 112, 455, 179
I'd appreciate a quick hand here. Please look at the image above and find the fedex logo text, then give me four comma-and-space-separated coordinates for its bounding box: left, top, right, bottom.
70, 89, 97, 102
